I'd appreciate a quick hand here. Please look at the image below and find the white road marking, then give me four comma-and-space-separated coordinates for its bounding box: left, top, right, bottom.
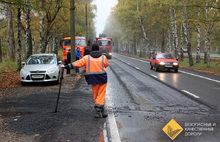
182, 90, 200, 99
107, 111, 121, 142
179, 70, 220, 83
103, 123, 108, 142
105, 88, 121, 142
127, 63, 130, 65
151, 74, 158, 78
135, 67, 140, 70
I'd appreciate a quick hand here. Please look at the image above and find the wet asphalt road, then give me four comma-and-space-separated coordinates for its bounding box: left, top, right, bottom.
0, 54, 220, 142
113, 53, 220, 111
105, 55, 220, 142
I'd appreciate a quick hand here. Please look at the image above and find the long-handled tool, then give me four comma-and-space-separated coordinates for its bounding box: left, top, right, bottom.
55, 67, 64, 113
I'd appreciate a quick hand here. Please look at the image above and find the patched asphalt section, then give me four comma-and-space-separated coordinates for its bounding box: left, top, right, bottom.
0, 73, 106, 142
106, 59, 220, 142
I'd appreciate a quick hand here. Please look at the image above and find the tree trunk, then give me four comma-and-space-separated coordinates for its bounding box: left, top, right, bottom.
32, 32, 35, 54
187, 21, 194, 67
40, 2, 44, 52
204, 0, 208, 64
169, 7, 174, 53
196, 7, 201, 63
170, 7, 178, 58
17, 7, 22, 70
25, 0, 32, 60
70, 0, 76, 64
7, 4, 15, 61
134, 33, 137, 55
167, 25, 171, 53
137, 0, 149, 52
0, 38, 2, 63
181, 1, 193, 66
155, 31, 158, 49
180, 24, 184, 61
161, 28, 165, 52
53, 35, 58, 55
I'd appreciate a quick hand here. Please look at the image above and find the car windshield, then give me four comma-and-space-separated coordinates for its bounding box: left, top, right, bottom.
98, 40, 111, 46
64, 39, 86, 46
26, 55, 56, 65
156, 54, 175, 59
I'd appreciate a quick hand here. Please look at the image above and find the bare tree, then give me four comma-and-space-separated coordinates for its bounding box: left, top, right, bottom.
25, 0, 32, 60
196, 6, 201, 63
7, 4, 15, 61
181, 1, 193, 66
17, 6, 22, 70
169, 6, 178, 58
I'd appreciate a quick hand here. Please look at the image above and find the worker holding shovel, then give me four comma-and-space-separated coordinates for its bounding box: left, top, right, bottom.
61, 44, 109, 118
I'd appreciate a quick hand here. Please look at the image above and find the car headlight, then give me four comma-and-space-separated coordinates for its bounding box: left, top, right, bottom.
159, 62, 165, 65
20, 68, 29, 75
109, 52, 112, 56
47, 67, 57, 74
173, 62, 179, 66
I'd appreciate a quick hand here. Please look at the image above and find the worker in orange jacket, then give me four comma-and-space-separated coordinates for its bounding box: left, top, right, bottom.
61, 44, 109, 118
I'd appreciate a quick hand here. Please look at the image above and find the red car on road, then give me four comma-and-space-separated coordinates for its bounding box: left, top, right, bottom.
150, 52, 179, 73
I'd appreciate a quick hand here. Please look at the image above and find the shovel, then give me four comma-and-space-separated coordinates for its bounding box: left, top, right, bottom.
55, 67, 64, 113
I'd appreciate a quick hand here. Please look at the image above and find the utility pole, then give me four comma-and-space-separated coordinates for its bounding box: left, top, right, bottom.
86, 2, 88, 44
70, 0, 76, 68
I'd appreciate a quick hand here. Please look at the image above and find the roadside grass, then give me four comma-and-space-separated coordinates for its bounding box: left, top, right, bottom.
0, 60, 17, 77
0, 60, 21, 94
179, 58, 220, 76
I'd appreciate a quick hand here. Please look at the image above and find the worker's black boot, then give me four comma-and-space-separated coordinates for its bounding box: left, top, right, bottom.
94, 105, 103, 118
95, 111, 101, 118
101, 109, 108, 118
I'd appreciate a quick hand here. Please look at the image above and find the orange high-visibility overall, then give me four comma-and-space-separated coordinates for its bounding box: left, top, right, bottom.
67, 55, 109, 105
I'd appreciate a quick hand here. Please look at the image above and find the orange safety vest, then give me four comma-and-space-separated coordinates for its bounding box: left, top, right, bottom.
68, 55, 109, 85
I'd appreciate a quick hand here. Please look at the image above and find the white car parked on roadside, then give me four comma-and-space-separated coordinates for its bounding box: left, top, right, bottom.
20, 54, 62, 85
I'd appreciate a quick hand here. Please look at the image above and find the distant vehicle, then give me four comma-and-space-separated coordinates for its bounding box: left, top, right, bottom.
20, 54, 62, 85
96, 34, 112, 59
150, 53, 179, 73
61, 36, 87, 62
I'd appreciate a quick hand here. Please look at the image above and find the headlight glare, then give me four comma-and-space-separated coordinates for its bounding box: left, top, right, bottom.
173, 62, 178, 66
159, 62, 165, 65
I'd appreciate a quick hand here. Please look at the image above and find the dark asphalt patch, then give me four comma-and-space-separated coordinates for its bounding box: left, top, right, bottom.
0, 73, 106, 142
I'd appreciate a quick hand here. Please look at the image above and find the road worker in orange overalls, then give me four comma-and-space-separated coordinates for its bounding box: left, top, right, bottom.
61, 43, 109, 118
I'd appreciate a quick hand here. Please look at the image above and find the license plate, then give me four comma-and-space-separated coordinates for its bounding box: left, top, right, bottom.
165, 65, 173, 68
32, 75, 44, 79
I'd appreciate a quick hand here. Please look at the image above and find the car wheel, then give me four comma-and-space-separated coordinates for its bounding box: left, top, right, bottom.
150, 63, 153, 70
175, 69, 178, 73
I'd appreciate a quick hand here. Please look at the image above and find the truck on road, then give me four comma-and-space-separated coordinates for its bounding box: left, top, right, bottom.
96, 34, 112, 59
61, 36, 87, 62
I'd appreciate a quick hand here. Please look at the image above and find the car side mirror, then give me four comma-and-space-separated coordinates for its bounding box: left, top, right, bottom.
153, 57, 156, 60
22, 62, 25, 65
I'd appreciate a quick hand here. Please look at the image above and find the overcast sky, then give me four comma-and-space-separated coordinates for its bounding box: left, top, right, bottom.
92, 0, 118, 37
